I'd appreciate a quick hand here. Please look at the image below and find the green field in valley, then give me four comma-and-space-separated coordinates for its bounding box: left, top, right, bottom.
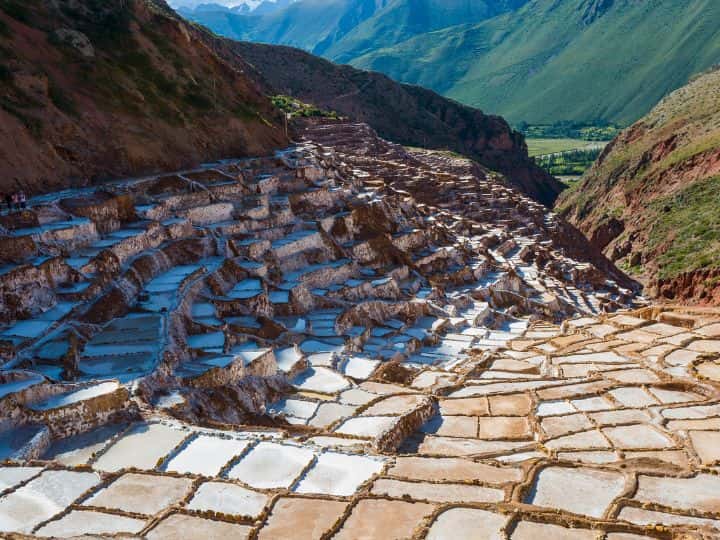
526, 138, 605, 157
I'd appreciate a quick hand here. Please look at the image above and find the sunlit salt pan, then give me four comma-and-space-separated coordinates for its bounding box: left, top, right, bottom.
295, 452, 384, 496
0, 466, 42, 491
340, 356, 380, 380
526, 466, 625, 518
618, 506, 720, 530
274, 347, 303, 373
609, 387, 658, 407
0, 470, 100, 533
536, 400, 576, 417
188, 481, 268, 518
268, 398, 318, 420
308, 402, 357, 428
229, 342, 271, 364
36, 510, 146, 537
427, 507, 507, 540
335, 416, 397, 438
93, 423, 188, 472
227, 442, 314, 489
293, 367, 350, 393
87, 473, 193, 515
164, 435, 250, 476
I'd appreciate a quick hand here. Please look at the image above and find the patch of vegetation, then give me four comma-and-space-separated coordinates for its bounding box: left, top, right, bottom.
646, 176, 720, 279
0, 15, 11, 37
77, 1, 133, 50
184, 83, 214, 110
526, 137, 606, 157
435, 149, 465, 159
84, 61, 143, 116
534, 147, 604, 176
48, 80, 77, 116
618, 259, 643, 276
80, 36, 185, 122
521, 122, 620, 141
271, 95, 339, 119
233, 100, 259, 121
145, 26, 187, 79
556, 176, 583, 189
120, 50, 178, 96
0, 97, 42, 136
655, 130, 720, 174
0, 63, 11, 83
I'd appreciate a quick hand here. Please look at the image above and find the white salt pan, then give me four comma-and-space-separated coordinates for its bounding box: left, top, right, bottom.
294, 452, 384, 496
164, 435, 250, 476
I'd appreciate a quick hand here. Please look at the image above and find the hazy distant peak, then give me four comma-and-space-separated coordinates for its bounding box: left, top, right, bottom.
168, 0, 297, 14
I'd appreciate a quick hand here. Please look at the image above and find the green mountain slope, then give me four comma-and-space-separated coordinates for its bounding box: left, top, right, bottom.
180, 0, 527, 60
557, 66, 720, 303
324, 0, 527, 63
353, 0, 720, 125
182, 0, 720, 126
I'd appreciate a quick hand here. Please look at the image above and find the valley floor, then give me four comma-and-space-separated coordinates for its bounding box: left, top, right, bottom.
526, 138, 606, 157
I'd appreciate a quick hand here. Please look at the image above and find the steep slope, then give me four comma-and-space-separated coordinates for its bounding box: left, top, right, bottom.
0, 0, 287, 195
557, 67, 720, 304
235, 41, 564, 205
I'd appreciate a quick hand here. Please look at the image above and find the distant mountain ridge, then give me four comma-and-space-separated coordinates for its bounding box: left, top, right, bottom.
170, 0, 295, 14
180, 0, 720, 126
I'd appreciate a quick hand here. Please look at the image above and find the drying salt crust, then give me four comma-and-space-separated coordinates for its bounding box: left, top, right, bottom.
0, 121, 719, 539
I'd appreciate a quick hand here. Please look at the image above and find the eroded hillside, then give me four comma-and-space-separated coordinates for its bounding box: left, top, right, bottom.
558, 67, 720, 304
233, 42, 564, 206
0, 0, 288, 195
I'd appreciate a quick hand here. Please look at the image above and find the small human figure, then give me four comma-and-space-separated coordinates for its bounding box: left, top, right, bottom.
11, 192, 18, 212
18, 191, 26, 209
5, 192, 14, 212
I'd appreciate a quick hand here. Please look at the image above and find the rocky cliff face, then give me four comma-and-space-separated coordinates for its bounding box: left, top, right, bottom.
232, 42, 564, 206
0, 0, 288, 195
557, 67, 720, 304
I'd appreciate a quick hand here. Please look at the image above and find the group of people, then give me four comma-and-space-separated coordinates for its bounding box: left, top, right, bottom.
2, 191, 27, 213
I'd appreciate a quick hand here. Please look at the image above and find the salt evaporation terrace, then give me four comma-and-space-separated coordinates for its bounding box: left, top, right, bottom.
1, 121, 720, 539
